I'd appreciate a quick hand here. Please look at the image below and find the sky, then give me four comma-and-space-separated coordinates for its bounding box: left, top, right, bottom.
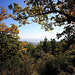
0, 0, 64, 42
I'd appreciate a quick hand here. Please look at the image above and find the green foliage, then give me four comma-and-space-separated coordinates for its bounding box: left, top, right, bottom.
26, 43, 36, 56
1, 33, 75, 75
42, 37, 50, 52
0, 24, 20, 65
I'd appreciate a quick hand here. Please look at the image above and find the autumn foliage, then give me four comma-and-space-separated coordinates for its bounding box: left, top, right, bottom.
0, 6, 12, 22
8, 0, 75, 31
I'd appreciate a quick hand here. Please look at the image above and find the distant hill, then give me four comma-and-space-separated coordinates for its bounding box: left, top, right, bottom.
27, 42, 39, 46
19, 38, 43, 42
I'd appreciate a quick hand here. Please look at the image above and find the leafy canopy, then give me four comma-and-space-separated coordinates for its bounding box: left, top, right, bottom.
8, 0, 75, 31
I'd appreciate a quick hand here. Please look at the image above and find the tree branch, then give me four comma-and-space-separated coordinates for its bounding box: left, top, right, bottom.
25, 10, 75, 23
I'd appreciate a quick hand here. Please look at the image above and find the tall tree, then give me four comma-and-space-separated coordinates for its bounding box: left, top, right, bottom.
50, 39, 57, 54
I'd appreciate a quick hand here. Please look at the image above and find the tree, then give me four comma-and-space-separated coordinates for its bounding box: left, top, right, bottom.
0, 7, 28, 75
26, 43, 35, 56
8, 0, 75, 32
0, 7, 20, 64
0, 23, 20, 64
50, 39, 57, 54
42, 37, 49, 52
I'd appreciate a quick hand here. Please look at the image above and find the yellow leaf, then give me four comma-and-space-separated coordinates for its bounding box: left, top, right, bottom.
26, 22, 30, 24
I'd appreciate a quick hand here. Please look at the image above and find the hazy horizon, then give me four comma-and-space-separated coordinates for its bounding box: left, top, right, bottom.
19, 36, 65, 42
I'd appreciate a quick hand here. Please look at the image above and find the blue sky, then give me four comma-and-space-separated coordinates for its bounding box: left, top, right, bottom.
0, 0, 64, 42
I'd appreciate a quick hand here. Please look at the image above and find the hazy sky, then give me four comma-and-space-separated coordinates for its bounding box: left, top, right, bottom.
0, 0, 64, 42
